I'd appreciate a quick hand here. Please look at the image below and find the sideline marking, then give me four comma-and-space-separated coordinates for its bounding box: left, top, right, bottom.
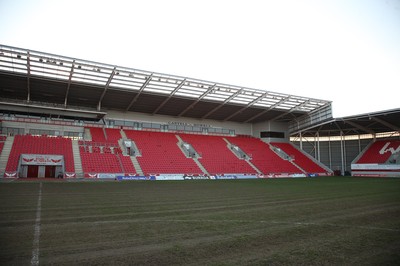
31, 182, 43, 266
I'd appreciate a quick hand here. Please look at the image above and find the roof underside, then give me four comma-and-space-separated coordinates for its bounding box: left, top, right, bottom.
0, 45, 331, 124
291, 108, 400, 137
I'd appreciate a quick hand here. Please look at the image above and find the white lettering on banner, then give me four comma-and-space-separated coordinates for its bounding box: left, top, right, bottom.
21, 154, 64, 165
379, 142, 400, 155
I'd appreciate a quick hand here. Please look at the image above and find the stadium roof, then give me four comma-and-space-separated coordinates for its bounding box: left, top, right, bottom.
290, 108, 400, 137
0, 45, 331, 123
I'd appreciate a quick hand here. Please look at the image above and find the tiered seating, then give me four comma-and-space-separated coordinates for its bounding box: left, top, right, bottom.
88, 127, 122, 144
228, 136, 299, 174
271, 142, 327, 173
118, 153, 137, 173
125, 130, 202, 175
88, 127, 107, 143
80, 127, 135, 174
104, 128, 122, 143
80, 151, 123, 173
179, 134, 255, 175
5, 135, 74, 172
357, 140, 400, 164
79, 140, 135, 175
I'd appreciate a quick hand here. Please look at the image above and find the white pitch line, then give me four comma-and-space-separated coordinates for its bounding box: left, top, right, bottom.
31, 182, 43, 266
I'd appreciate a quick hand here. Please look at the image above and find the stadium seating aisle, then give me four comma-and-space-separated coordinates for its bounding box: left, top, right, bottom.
77, 127, 133, 174
270, 142, 327, 173
0, 141, 4, 154
88, 127, 107, 143
104, 128, 123, 143
2, 130, 338, 177
179, 134, 255, 175
227, 136, 300, 174
124, 130, 203, 175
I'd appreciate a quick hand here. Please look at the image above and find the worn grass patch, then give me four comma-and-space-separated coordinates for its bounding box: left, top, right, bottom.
1, 177, 399, 265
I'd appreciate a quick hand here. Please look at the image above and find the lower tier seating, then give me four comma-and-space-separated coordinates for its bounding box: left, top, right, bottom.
179, 134, 255, 175
357, 140, 400, 164
271, 142, 327, 173
228, 136, 300, 174
125, 130, 203, 175
5, 135, 75, 172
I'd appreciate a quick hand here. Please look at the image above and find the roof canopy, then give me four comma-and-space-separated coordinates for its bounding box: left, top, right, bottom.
290, 108, 400, 137
0, 45, 332, 124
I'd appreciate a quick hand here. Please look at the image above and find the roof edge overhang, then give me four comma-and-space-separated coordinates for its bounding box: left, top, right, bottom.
0, 100, 106, 121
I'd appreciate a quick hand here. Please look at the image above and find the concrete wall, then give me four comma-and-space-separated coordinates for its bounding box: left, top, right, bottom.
1, 111, 292, 140
252, 120, 290, 141
1, 120, 84, 136
105, 110, 254, 135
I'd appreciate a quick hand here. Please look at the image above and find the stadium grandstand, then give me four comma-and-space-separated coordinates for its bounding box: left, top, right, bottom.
0, 44, 399, 179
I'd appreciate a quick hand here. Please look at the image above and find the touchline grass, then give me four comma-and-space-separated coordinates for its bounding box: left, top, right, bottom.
0, 177, 399, 265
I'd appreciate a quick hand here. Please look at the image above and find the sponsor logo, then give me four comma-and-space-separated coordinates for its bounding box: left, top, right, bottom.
379, 142, 400, 155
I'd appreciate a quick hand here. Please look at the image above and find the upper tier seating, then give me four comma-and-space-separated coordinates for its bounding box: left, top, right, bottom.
104, 128, 123, 143
88, 127, 107, 143
125, 130, 202, 175
179, 134, 255, 175
88, 127, 122, 144
271, 142, 327, 173
5, 135, 75, 172
227, 136, 300, 174
357, 140, 400, 164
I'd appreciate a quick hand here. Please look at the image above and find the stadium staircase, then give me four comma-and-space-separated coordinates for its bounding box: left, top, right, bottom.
223, 138, 262, 174
130, 156, 144, 175
71, 139, 83, 177
270, 142, 329, 174
228, 136, 300, 174
0, 136, 13, 174
84, 127, 92, 141
120, 129, 128, 139
78, 128, 138, 176
179, 134, 256, 175
125, 130, 203, 175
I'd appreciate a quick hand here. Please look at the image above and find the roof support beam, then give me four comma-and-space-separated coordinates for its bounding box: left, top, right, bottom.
371, 116, 400, 132
178, 84, 216, 117
223, 92, 268, 121
97, 66, 116, 111
125, 74, 153, 111
26, 51, 31, 103
202, 89, 244, 119
270, 99, 310, 122
341, 119, 375, 134
245, 96, 290, 123
152, 79, 186, 114
64, 60, 75, 107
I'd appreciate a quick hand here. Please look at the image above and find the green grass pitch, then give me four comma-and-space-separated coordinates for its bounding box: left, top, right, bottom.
1, 177, 399, 265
